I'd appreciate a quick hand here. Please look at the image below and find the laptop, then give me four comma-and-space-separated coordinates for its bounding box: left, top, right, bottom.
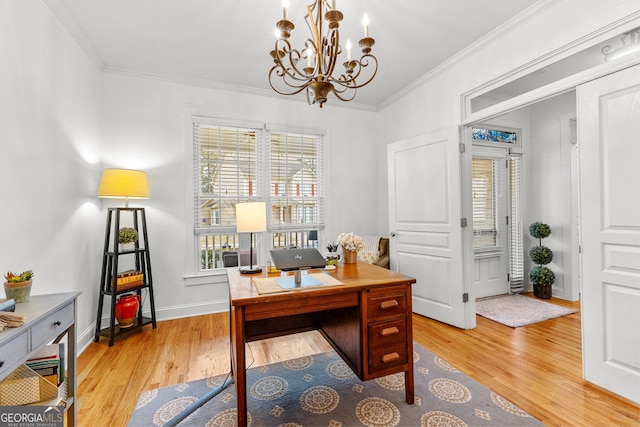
269, 248, 327, 271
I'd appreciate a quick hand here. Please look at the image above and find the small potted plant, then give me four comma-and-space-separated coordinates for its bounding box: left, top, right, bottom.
529, 222, 554, 298
4, 270, 34, 303
118, 227, 138, 251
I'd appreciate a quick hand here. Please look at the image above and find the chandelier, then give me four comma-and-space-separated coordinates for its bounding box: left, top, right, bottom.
268, 0, 378, 108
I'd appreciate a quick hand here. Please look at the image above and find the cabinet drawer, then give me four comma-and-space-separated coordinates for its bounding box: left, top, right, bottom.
0, 331, 28, 379
368, 340, 408, 373
369, 318, 407, 350
367, 287, 407, 320
31, 302, 74, 349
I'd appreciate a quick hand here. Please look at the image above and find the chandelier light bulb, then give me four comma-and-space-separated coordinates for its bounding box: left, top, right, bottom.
362, 13, 369, 37
282, 0, 289, 19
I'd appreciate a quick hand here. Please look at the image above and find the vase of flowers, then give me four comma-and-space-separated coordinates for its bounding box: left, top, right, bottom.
337, 233, 364, 264
4, 270, 34, 303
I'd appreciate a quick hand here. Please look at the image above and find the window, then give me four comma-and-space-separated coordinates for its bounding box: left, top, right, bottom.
193, 119, 324, 271
268, 131, 324, 249
472, 157, 503, 251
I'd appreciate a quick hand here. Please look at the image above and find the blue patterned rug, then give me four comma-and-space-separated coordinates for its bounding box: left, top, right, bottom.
128, 342, 542, 426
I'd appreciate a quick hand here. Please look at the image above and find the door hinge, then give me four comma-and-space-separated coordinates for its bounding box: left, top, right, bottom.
506, 216, 509, 225
507, 273, 510, 282
459, 143, 466, 153
460, 218, 468, 228
463, 293, 469, 303
506, 159, 509, 168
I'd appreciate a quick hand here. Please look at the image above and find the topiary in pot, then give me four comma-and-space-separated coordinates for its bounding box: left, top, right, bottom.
529, 222, 554, 299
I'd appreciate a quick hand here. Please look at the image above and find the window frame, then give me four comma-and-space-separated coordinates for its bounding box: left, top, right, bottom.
190, 116, 326, 274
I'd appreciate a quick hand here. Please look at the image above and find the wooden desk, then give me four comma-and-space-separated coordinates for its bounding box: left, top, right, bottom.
0, 292, 80, 426
228, 263, 416, 427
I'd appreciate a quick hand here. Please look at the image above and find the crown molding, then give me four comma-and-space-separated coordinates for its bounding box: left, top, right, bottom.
376, 0, 559, 110
42, 0, 105, 71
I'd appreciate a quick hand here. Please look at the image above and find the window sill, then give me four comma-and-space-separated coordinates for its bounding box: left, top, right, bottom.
183, 270, 228, 287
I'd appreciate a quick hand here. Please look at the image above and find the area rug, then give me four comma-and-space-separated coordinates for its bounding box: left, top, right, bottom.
476, 293, 577, 327
128, 342, 542, 427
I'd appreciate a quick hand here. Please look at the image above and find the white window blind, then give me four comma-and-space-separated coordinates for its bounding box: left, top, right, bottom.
472, 157, 503, 251
509, 155, 524, 291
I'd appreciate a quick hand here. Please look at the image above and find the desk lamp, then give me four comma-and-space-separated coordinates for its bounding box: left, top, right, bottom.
98, 168, 150, 207
236, 202, 266, 274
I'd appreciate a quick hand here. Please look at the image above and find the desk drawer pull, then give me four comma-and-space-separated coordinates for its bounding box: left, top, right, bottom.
0, 360, 4, 368
381, 352, 400, 363
53, 321, 61, 326
379, 300, 399, 310
380, 326, 400, 337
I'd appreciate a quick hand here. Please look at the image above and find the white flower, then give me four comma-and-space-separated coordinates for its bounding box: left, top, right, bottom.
337, 232, 364, 252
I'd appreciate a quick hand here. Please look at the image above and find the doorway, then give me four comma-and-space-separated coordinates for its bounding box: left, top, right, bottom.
470, 127, 524, 299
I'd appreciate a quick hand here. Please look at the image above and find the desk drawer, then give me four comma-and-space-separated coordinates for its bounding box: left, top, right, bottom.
369, 318, 407, 350
0, 331, 28, 379
367, 287, 407, 320
368, 339, 408, 373
30, 302, 74, 349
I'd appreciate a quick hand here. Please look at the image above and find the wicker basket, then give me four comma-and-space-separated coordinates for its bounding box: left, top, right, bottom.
0, 364, 65, 406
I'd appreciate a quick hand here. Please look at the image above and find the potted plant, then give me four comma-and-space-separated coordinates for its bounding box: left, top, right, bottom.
118, 227, 138, 251
4, 270, 34, 303
529, 222, 554, 298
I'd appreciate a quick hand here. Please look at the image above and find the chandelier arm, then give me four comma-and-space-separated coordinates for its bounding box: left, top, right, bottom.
274, 40, 316, 83
268, 68, 310, 96
333, 55, 378, 90
306, 5, 323, 70
323, 28, 340, 82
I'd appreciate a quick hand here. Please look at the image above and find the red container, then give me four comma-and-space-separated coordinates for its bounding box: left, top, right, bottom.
115, 294, 139, 328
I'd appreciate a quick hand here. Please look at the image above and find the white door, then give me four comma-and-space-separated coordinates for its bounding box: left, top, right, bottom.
471, 147, 509, 298
388, 128, 472, 329
578, 64, 640, 404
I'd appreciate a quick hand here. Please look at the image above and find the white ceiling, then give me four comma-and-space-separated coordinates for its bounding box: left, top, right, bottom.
52, 0, 541, 108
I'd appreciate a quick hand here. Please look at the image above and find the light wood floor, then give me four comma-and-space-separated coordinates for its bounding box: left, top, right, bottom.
77, 294, 639, 426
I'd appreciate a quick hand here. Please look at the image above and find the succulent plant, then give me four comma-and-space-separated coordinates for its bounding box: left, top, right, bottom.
4, 270, 34, 283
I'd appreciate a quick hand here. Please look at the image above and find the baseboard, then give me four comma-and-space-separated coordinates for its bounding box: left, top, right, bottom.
77, 299, 229, 354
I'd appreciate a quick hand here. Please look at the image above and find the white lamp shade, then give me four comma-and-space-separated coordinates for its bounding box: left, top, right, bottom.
236, 202, 267, 233
98, 169, 150, 199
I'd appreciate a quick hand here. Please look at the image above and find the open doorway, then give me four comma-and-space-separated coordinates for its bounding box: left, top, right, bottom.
470, 127, 525, 299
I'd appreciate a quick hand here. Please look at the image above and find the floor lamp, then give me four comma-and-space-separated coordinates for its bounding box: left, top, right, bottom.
236, 202, 266, 274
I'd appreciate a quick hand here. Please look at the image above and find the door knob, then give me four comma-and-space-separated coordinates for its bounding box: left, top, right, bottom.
390, 232, 397, 237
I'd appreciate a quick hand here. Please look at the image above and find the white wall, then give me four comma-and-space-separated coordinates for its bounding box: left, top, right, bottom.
96, 73, 379, 340
375, 0, 640, 234
526, 92, 577, 298
0, 1, 103, 345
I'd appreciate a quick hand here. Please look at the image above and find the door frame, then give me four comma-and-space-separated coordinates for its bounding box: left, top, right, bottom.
470, 145, 510, 299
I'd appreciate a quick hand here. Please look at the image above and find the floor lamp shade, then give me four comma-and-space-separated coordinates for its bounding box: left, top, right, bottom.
98, 169, 150, 207
236, 202, 266, 274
